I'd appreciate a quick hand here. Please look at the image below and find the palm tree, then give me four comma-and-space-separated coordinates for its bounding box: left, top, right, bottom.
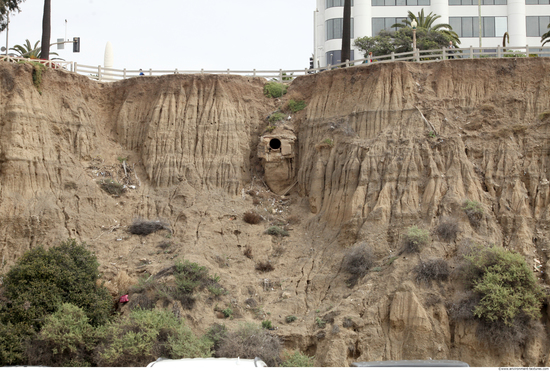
542, 23, 550, 46
392, 9, 460, 45
10, 39, 59, 59
0, 0, 26, 31
40, 0, 51, 60
10, 39, 40, 58
341, 0, 352, 64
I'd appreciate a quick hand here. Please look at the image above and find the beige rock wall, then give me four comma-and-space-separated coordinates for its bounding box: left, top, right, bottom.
1, 59, 550, 366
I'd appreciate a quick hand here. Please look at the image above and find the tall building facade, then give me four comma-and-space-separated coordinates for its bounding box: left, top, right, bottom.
314, 0, 550, 67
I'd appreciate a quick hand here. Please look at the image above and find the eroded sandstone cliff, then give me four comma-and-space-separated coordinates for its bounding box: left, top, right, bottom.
1, 59, 550, 366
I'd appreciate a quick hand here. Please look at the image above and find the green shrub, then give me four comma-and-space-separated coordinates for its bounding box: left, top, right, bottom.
205, 323, 227, 353
265, 226, 289, 237
503, 51, 526, 57
128, 260, 225, 311
263, 82, 287, 98
281, 350, 315, 367
343, 242, 375, 287
268, 112, 285, 123
222, 308, 233, 318
95, 309, 212, 367
97, 178, 125, 196
0, 321, 34, 366
26, 304, 97, 367
319, 138, 334, 148
462, 200, 483, 228
0, 239, 112, 331
464, 246, 544, 326
215, 322, 281, 367
403, 226, 430, 253
285, 315, 297, 323
315, 317, 326, 328
288, 99, 306, 113
261, 320, 272, 329
30, 62, 46, 91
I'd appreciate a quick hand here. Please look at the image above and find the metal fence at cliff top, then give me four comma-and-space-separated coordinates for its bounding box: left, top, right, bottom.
2, 45, 549, 82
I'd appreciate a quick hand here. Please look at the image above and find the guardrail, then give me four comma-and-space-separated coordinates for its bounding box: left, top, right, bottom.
2, 45, 549, 82
0, 55, 75, 70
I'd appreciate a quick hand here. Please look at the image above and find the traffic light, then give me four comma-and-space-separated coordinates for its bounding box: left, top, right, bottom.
309, 57, 314, 69
73, 37, 80, 53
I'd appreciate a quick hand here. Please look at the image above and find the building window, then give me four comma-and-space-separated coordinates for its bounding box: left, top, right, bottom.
450, 0, 506, 4
449, 16, 507, 37
526, 0, 550, 4
326, 18, 355, 40
372, 17, 407, 35
326, 0, 354, 8
372, 0, 429, 5
326, 50, 355, 65
526, 16, 550, 36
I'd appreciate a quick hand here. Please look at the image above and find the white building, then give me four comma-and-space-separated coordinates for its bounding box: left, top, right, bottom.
314, 0, 550, 66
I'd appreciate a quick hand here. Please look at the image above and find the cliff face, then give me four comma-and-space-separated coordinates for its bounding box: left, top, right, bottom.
1, 59, 550, 366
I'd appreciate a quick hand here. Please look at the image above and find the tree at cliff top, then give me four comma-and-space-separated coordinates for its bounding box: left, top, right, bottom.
391, 9, 460, 45
542, 23, 550, 46
341, 0, 352, 64
0, 0, 25, 31
354, 28, 453, 57
40, 0, 50, 60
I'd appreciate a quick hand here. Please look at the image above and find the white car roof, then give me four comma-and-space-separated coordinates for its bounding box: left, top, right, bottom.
147, 357, 267, 368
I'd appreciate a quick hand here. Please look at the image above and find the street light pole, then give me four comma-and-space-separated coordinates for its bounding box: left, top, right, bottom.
411, 19, 417, 52
5, 12, 9, 56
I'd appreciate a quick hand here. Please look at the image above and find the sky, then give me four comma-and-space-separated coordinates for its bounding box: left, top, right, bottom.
1, 0, 317, 71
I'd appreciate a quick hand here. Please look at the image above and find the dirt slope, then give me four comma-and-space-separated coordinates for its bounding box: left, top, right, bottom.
1, 59, 550, 366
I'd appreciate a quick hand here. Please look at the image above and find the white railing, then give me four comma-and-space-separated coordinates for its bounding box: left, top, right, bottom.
0, 55, 75, 70
2, 45, 549, 82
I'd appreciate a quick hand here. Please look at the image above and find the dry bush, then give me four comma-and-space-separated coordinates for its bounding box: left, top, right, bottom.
342, 317, 354, 328
414, 259, 450, 286
129, 219, 170, 236
215, 322, 282, 367
256, 261, 275, 272
157, 241, 172, 249
343, 243, 375, 287
475, 315, 544, 353
322, 310, 341, 325
243, 211, 262, 225
424, 293, 442, 307
446, 292, 480, 323
286, 215, 301, 225
243, 247, 253, 259
435, 217, 460, 242
244, 298, 258, 308
97, 178, 125, 196
271, 246, 285, 258
127, 293, 157, 311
